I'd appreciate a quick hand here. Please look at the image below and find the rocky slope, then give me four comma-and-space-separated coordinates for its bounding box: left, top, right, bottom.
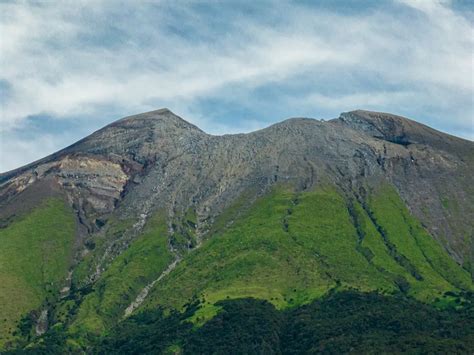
0, 108, 473, 349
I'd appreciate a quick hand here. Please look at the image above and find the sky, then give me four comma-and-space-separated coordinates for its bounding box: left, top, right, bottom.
0, 0, 473, 172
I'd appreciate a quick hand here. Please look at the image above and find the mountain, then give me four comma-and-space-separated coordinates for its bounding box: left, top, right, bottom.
0, 109, 473, 353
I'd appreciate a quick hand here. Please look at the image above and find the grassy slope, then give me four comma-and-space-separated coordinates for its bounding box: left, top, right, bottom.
71, 216, 136, 289
25, 291, 474, 353
3, 184, 471, 350
0, 198, 75, 347
141, 184, 472, 321
367, 185, 472, 300
68, 212, 173, 338
144, 187, 330, 318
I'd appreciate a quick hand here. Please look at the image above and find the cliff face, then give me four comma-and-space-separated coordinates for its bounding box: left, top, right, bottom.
1, 108, 472, 264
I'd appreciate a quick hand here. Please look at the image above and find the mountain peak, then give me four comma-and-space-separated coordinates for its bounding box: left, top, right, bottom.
119, 107, 174, 120
112, 108, 203, 132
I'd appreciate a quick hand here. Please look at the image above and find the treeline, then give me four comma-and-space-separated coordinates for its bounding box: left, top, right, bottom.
9, 291, 474, 354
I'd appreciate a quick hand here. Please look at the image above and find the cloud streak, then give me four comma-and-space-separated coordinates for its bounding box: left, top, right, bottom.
0, 0, 473, 172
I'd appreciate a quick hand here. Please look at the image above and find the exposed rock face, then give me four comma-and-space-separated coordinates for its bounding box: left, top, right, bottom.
0, 155, 128, 234
335, 110, 474, 264
35, 310, 48, 336
1, 108, 472, 271
56, 156, 128, 228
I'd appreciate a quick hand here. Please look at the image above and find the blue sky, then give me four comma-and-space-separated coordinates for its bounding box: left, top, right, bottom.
0, 0, 473, 172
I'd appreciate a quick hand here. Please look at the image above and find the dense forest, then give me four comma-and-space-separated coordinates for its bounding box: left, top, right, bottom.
9, 290, 474, 354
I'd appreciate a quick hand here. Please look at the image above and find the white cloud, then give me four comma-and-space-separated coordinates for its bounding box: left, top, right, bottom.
0, 132, 70, 171
295, 91, 418, 111
0, 0, 473, 172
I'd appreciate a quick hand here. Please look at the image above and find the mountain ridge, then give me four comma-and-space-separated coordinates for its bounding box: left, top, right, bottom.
2, 108, 472, 179
0, 108, 473, 350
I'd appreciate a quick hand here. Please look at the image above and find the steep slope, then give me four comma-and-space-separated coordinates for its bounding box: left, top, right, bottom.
335, 110, 474, 267
138, 185, 471, 322
0, 197, 75, 347
0, 108, 473, 351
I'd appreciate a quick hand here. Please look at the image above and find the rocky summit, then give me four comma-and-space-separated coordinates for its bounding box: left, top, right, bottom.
0, 109, 473, 353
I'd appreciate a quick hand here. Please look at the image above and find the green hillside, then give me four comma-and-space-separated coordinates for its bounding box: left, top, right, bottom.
22, 291, 474, 354
138, 184, 471, 322
0, 198, 75, 348
3, 184, 472, 351
68, 212, 173, 339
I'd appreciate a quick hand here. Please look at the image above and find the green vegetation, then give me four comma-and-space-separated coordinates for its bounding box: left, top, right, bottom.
144, 186, 331, 314
143, 184, 472, 318
0, 198, 75, 348
71, 216, 135, 289
366, 185, 473, 300
3, 183, 472, 352
17, 291, 474, 354
281, 290, 474, 354
286, 188, 396, 294
68, 212, 173, 339
206, 187, 259, 237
